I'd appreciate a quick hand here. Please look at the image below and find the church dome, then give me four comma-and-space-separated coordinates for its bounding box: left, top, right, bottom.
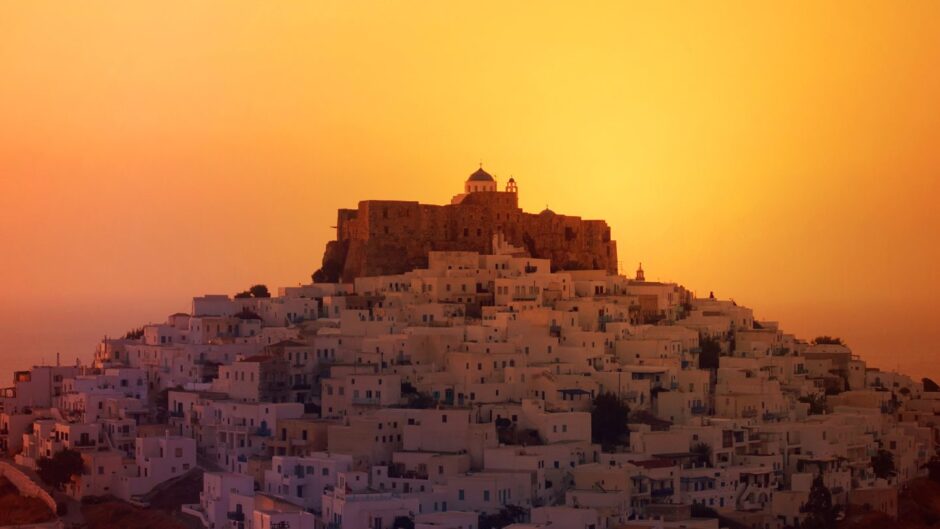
467, 167, 495, 182
539, 207, 555, 216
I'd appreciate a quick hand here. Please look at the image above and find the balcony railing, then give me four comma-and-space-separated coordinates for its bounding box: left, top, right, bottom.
691, 405, 707, 415
227, 511, 245, 522
388, 466, 429, 480
741, 409, 758, 418
651, 487, 674, 498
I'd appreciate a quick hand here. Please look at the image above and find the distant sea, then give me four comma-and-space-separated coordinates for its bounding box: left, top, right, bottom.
0, 301, 185, 387
0, 331, 101, 386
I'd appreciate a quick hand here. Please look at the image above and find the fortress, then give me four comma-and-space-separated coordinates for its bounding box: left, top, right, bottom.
313, 167, 619, 282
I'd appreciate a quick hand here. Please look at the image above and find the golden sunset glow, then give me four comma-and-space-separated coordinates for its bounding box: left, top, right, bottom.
1, 2, 939, 378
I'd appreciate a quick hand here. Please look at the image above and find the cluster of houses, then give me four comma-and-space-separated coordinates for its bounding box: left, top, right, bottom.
1, 241, 937, 529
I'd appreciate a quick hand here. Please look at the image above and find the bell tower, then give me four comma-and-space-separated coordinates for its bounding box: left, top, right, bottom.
505, 177, 518, 193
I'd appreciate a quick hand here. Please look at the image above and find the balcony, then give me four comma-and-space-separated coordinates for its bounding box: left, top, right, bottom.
388, 466, 429, 480
630, 481, 650, 495
650, 487, 674, 498
691, 404, 707, 415
741, 409, 758, 419
219, 424, 252, 436
255, 427, 271, 438
763, 411, 785, 421
227, 511, 245, 522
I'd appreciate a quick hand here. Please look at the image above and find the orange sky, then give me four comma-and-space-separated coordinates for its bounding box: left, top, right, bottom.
1, 2, 938, 380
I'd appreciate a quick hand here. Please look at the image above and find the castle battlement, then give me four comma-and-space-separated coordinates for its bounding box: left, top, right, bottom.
313, 168, 617, 283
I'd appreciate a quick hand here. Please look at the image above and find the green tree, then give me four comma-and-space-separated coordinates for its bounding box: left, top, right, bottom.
798, 394, 827, 415
812, 336, 844, 346
871, 449, 895, 480
123, 327, 145, 339
591, 392, 630, 448
392, 516, 415, 529
800, 475, 839, 529
691, 442, 713, 467
37, 449, 85, 490
405, 391, 436, 409
235, 284, 271, 298
235, 307, 262, 320
924, 457, 940, 482
249, 284, 271, 298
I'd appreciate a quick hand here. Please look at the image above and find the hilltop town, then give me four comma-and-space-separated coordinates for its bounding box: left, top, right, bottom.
1, 169, 937, 529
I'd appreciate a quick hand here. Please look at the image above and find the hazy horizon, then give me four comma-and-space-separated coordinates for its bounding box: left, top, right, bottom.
2, 2, 939, 383
1, 214, 937, 384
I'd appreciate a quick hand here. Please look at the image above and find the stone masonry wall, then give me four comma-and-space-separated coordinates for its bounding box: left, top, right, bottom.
0, 461, 59, 518
314, 191, 617, 283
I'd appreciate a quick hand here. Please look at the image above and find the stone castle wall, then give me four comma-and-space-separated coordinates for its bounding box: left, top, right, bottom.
314, 190, 618, 282
0, 461, 60, 520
